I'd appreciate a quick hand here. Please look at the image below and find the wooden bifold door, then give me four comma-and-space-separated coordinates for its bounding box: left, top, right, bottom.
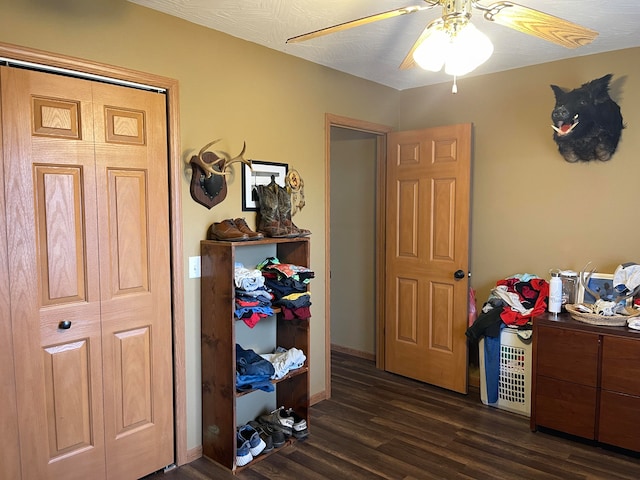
0, 66, 173, 480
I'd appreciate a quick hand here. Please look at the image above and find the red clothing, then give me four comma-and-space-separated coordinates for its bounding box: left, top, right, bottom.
498, 278, 549, 326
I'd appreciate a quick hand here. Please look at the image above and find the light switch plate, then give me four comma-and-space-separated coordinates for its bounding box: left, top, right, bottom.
188, 256, 201, 278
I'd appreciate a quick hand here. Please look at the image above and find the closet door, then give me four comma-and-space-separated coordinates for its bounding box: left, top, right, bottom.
0, 77, 21, 480
2, 66, 105, 480
1, 66, 173, 480
92, 81, 174, 480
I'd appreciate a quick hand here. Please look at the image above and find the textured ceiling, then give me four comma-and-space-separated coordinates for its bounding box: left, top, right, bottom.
129, 0, 640, 90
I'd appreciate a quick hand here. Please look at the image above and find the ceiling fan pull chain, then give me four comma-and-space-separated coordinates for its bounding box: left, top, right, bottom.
452, 76, 458, 94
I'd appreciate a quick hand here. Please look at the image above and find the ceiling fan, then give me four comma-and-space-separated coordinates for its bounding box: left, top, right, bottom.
286, 1, 598, 77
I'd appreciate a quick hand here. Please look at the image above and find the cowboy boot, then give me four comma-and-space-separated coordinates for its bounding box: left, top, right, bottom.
277, 185, 312, 237
256, 182, 288, 237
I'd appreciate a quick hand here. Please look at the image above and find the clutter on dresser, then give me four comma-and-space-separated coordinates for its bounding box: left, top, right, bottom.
563, 262, 640, 326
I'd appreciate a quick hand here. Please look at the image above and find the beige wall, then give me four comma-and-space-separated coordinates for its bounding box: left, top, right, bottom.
330, 128, 377, 355
2, 0, 639, 455
399, 48, 640, 304
0, 0, 400, 452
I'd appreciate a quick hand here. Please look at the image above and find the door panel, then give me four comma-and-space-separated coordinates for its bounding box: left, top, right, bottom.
2, 66, 172, 480
0, 79, 22, 477
385, 124, 471, 394
3, 66, 105, 480
43, 340, 93, 456
93, 82, 173, 480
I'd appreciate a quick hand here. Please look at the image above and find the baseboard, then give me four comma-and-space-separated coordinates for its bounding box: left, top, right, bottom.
331, 344, 375, 361
185, 445, 202, 464
309, 390, 327, 406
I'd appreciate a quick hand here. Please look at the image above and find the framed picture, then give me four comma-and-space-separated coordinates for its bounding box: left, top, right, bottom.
242, 160, 288, 211
577, 272, 631, 307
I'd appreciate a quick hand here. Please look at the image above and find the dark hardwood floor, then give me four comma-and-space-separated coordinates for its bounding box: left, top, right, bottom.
146, 351, 640, 479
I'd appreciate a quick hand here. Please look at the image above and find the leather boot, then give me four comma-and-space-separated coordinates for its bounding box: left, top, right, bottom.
256, 181, 288, 237
276, 184, 299, 237
277, 185, 310, 237
233, 217, 264, 241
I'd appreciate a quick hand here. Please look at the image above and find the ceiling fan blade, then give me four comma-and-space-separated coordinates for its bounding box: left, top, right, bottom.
286, 4, 435, 44
399, 19, 442, 70
481, 1, 598, 48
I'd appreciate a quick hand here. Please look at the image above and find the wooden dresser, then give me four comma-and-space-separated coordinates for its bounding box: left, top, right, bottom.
531, 312, 640, 452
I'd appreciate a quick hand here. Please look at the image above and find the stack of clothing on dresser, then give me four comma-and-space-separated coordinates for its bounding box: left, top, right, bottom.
257, 257, 314, 320
466, 274, 549, 403
234, 262, 274, 328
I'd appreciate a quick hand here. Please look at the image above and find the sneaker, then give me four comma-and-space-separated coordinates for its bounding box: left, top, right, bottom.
247, 420, 274, 453
235, 437, 253, 467
238, 424, 266, 457
285, 408, 309, 439
258, 407, 293, 437
250, 419, 286, 448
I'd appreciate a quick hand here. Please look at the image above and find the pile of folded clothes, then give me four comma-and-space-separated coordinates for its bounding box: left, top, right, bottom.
260, 346, 306, 380
257, 257, 314, 320
235, 344, 275, 393
236, 344, 307, 391
234, 262, 274, 328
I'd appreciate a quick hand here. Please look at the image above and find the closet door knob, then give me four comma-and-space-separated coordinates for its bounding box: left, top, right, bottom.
58, 320, 72, 330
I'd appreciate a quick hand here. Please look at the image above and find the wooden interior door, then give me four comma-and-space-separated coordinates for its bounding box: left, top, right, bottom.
1, 66, 173, 480
384, 124, 471, 394
0, 75, 22, 479
92, 80, 174, 480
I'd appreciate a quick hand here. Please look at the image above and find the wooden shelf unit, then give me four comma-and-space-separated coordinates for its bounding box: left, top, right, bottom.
200, 237, 311, 471
531, 312, 640, 452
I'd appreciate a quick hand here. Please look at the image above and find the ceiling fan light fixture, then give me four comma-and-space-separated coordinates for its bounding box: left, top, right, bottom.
413, 21, 494, 77
445, 22, 493, 76
412, 24, 448, 72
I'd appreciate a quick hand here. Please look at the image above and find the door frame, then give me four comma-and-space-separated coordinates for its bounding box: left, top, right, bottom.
0, 42, 188, 466
324, 114, 392, 398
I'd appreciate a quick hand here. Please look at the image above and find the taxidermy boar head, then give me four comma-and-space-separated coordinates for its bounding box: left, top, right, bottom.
550, 74, 624, 162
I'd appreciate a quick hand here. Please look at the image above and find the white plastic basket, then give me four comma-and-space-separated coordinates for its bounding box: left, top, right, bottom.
479, 327, 531, 417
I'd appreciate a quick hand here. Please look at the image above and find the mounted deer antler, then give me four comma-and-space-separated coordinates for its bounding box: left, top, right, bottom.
188, 139, 252, 209
579, 262, 638, 305
192, 139, 252, 177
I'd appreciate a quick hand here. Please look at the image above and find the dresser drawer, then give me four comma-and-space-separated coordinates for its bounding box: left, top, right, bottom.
536, 325, 599, 387
601, 336, 640, 396
599, 390, 640, 451
534, 376, 597, 439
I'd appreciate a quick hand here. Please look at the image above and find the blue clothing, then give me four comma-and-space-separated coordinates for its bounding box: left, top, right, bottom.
234, 305, 274, 319
236, 344, 275, 377
235, 373, 274, 393
484, 327, 502, 403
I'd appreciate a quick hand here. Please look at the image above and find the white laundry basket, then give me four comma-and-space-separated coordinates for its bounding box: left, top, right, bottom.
479, 327, 532, 417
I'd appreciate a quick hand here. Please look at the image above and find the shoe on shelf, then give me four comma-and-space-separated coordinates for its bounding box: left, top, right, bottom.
285, 408, 309, 439
251, 419, 286, 448
207, 219, 248, 242
234, 218, 264, 241
238, 424, 266, 457
258, 407, 293, 437
247, 420, 274, 453
235, 437, 253, 467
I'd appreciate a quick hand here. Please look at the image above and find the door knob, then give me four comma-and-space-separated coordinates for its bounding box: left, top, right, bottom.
58, 320, 72, 330
454, 270, 466, 279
